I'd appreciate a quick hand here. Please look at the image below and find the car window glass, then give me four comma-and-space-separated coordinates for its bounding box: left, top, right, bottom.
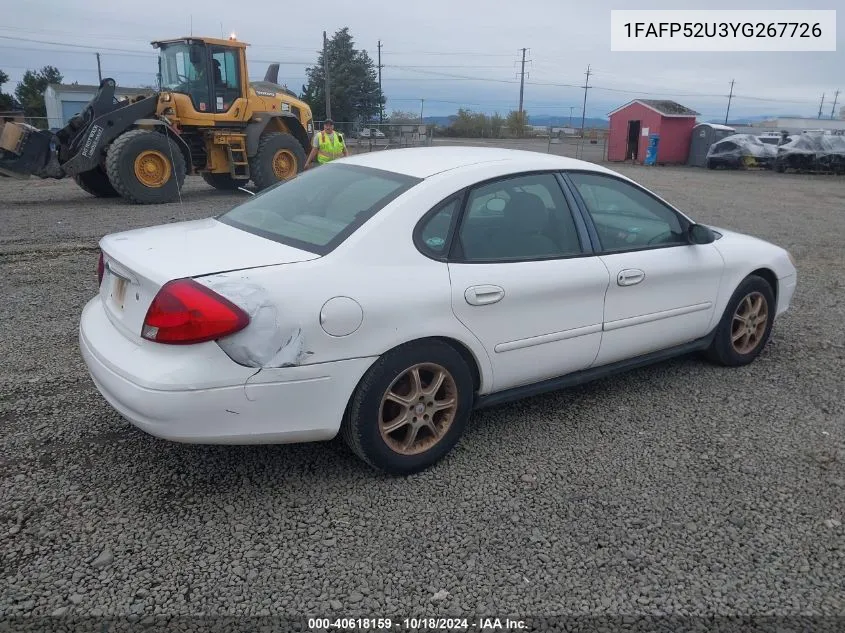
458, 173, 583, 261
418, 197, 459, 255
218, 164, 419, 253
568, 172, 686, 252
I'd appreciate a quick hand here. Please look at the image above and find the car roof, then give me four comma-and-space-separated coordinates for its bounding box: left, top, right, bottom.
340, 146, 612, 178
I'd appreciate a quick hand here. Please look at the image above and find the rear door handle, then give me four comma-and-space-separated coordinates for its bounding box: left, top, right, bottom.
465, 285, 505, 306
617, 268, 645, 286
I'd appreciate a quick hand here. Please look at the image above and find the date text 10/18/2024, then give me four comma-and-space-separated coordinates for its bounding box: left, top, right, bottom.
307, 618, 527, 630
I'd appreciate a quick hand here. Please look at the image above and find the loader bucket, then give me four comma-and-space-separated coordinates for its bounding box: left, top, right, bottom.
0, 123, 53, 179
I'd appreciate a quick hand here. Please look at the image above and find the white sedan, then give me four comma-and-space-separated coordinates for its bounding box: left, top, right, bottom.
79, 147, 797, 474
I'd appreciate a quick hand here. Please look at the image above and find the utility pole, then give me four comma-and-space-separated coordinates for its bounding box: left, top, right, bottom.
580, 64, 591, 139
518, 48, 527, 116
96, 53, 102, 82
569, 106, 574, 127
514, 47, 530, 136
420, 98, 425, 123
818, 93, 825, 119
323, 31, 331, 121
377, 40, 384, 124
724, 79, 735, 125
831, 90, 840, 120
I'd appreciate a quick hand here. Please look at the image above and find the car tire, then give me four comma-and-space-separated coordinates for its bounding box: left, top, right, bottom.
341, 340, 474, 475
704, 275, 776, 367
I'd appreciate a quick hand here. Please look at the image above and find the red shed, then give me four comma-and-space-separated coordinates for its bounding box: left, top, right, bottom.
607, 99, 699, 164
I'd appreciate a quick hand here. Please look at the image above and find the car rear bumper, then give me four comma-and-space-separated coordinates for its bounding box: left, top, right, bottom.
79, 296, 376, 444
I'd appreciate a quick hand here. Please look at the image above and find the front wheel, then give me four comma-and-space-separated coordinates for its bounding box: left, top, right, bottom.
249, 132, 306, 190
341, 340, 474, 475
105, 129, 186, 204
704, 275, 776, 367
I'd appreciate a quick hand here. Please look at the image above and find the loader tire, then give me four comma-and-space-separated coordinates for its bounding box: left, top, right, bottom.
201, 172, 242, 191
106, 129, 186, 205
74, 166, 119, 198
249, 132, 305, 191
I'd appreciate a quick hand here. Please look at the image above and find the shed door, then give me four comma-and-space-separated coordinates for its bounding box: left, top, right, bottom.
61, 100, 89, 125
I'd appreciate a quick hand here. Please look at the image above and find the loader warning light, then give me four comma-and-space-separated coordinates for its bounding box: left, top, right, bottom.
229, 33, 237, 40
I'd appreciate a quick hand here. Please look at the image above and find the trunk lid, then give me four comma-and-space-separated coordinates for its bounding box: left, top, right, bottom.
98, 218, 318, 340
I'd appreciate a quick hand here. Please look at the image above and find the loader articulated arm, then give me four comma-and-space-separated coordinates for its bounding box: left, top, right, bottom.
0, 78, 158, 180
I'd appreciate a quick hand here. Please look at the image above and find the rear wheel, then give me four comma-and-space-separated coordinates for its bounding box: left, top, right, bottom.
341, 340, 474, 475
105, 129, 186, 204
201, 172, 242, 191
73, 166, 118, 198
705, 275, 776, 367
249, 132, 305, 191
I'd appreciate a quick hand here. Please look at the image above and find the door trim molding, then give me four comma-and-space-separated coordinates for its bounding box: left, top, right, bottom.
475, 328, 717, 410
494, 323, 602, 353
603, 302, 713, 332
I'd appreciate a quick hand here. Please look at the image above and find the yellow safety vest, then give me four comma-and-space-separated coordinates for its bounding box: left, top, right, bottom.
317, 131, 345, 163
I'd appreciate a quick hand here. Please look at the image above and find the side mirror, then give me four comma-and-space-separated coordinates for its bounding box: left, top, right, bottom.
689, 224, 716, 245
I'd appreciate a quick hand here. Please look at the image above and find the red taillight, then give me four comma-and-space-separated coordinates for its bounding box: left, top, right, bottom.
141, 279, 249, 345
97, 252, 105, 286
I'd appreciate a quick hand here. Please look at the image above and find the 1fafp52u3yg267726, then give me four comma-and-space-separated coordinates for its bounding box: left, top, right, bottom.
79, 146, 797, 475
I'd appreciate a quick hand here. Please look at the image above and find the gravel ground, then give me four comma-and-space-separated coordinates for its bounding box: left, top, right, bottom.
1, 156, 844, 631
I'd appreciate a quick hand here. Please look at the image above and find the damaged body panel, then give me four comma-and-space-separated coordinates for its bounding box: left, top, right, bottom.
201, 280, 310, 369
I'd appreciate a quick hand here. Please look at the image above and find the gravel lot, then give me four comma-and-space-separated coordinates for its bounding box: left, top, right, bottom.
1, 152, 844, 631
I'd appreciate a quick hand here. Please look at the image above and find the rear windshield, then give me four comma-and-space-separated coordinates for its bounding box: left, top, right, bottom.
217, 164, 421, 254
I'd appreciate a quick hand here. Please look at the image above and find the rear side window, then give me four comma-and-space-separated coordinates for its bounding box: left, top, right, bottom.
218, 164, 420, 254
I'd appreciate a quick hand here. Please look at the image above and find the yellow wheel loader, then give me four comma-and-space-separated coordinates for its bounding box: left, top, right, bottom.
0, 36, 314, 204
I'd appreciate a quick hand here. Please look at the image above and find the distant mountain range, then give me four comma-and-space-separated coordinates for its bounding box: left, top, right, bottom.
421, 115, 609, 129
708, 114, 803, 125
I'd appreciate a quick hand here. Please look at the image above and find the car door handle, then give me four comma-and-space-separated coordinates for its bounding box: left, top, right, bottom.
617, 269, 645, 286
465, 285, 505, 306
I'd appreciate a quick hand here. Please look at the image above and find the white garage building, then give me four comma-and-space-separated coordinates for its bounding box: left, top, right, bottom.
44, 83, 153, 129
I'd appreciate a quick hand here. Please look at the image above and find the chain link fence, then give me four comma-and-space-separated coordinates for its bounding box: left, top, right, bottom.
311, 121, 434, 154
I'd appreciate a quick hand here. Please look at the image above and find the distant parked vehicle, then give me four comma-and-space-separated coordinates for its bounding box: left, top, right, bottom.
774, 133, 845, 174
706, 134, 777, 170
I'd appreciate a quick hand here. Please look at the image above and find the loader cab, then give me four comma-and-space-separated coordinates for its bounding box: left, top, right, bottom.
155, 38, 246, 117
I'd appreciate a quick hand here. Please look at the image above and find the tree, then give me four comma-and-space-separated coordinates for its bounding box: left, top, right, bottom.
0, 69, 11, 111
490, 112, 505, 138
506, 110, 529, 137
15, 66, 63, 120
301, 28, 384, 127
388, 110, 419, 124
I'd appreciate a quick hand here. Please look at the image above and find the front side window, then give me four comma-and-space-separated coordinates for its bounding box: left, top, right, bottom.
217, 164, 421, 254
158, 42, 211, 112
567, 172, 687, 252
457, 173, 584, 262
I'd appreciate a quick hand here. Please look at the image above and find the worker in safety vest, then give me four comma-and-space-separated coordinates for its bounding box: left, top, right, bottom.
305, 119, 348, 167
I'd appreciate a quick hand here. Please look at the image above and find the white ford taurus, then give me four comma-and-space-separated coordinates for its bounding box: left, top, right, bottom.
80, 147, 797, 474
